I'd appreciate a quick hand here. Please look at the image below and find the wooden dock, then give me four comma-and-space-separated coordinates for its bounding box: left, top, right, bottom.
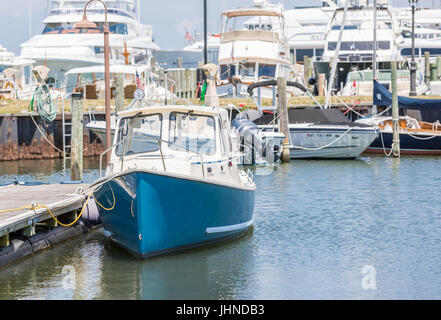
0, 183, 97, 268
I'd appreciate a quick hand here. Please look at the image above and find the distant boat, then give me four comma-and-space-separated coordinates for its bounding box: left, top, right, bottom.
247, 80, 380, 159
91, 105, 256, 258
356, 80, 441, 155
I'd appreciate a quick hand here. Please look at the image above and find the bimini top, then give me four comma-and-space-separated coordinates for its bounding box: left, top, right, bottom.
288, 108, 371, 127
118, 105, 228, 119
222, 8, 283, 19
66, 64, 148, 76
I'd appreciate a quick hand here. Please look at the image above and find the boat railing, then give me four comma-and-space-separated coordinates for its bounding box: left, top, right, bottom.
99, 135, 206, 179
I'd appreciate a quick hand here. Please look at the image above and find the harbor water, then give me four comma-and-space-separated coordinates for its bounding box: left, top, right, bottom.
0, 156, 441, 299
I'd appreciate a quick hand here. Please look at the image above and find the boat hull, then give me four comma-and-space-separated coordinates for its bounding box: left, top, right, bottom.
94, 170, 255, 258
365, 131, 441, 155
289, 127, 379, 159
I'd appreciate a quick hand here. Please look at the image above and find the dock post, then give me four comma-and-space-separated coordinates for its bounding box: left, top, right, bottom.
318, 73, 326, 96
391, 61, 400, 157
425, 51, 430, 85
304, 56, 312, 88
71, 93, 84, 181
437, 57, 441, 79
430, 63, 438, 81
277, 77, 290, 162
115, 73, 125, 113
177, 57, 183, 69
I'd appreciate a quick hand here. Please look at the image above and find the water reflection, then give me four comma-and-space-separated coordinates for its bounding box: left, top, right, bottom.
1, 156, 441, 299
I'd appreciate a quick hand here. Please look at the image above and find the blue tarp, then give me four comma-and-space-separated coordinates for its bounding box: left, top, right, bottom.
374, 79, 441, 111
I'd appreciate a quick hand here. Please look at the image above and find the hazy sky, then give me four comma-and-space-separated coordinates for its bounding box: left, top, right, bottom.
0, 0, 439, 55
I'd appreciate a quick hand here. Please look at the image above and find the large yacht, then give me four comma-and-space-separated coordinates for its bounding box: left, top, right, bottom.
316, 1, 403, 89
19, 0, 158, 86
217, 0, 292, 98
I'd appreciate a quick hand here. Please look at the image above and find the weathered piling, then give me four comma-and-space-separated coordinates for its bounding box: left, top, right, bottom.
304, 56, 313, 88
318, 73, 326, 96
115, 73, 125, 113
437, 57, 441, 79
277, 77, 290, 162
177, 57, 183, 69
425, 51, 430, 85
391, 61, 400, 157
430, 63, 438, 81
70, 93, 83, 181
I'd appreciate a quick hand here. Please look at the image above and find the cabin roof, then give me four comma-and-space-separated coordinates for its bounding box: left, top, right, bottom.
222, 9, 282, 19
66, 64, 148, 75
118, 105, 227, 119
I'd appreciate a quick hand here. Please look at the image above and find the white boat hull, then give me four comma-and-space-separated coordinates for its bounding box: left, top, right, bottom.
288, 125, 379, 159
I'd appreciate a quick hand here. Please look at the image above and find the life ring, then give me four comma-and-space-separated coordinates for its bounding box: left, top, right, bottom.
1, 81, 15, 100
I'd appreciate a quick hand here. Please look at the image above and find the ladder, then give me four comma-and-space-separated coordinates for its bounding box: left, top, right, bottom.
62, 96, 71, 171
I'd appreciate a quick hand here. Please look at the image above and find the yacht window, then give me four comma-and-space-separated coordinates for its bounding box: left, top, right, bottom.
169, 112, 216, 156
239, 63, 256, 77
115, 114, 162, 156
258, 64, 276, 78
328, 41, 390, 51
220, 64, 236, 80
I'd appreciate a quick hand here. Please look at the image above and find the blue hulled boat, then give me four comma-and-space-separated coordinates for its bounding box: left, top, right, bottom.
92, 105, 256, 258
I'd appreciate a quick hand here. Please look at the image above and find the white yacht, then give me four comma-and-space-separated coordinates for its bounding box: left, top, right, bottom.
217, 0, 292, 98
0, 44, 36, 99
19, 0, 158, 87
316, 2, 403, 89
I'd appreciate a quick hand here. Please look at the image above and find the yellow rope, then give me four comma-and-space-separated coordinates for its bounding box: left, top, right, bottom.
94, 182, 116, 211
0, 192, 93, 227
0, 182, 116, 228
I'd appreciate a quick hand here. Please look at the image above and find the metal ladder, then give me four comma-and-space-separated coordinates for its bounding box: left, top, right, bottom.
61, 96, 71, 171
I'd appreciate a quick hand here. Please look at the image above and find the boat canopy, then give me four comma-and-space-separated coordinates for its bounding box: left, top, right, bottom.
374, 80, 441, 111
222, 9, 282, 19
66, 65, 148, 76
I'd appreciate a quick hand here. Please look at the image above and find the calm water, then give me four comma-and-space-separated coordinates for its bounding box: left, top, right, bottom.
0, 156, 441, 300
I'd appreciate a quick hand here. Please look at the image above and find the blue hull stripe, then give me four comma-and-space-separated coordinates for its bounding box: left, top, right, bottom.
206, 218, 255, 234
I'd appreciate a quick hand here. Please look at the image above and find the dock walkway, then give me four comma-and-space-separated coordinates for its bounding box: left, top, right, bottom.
0, 183, 95, 268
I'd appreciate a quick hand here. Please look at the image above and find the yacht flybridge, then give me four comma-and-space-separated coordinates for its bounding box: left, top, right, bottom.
316, 4, 403, 89
217, 0, 292, 98
19, 0, 158, 86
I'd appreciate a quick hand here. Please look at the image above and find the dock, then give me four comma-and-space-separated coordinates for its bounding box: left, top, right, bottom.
0, 183, 98, 268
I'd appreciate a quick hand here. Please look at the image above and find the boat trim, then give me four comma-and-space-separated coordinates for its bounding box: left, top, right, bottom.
206, 218, 255, 234
91, 168, 256, 192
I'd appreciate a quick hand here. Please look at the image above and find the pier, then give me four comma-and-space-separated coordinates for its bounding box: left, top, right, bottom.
0, 183, 96, 269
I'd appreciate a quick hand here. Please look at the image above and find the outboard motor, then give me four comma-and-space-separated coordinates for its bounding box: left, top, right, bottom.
232, 118, 265, 165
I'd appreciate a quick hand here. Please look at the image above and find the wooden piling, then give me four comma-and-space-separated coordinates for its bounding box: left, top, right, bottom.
425, 51, 430, 85
277, 77, 291, 162
304, 56, 312, 87
318, 73, 326, 96
430, 63, 438, 81
115, 73, 125, 113
391, 61, 400, 157
177, 57, 183, 69
0, 234, 9, 248
437, 57, 441, 79
71, 93, 84, 181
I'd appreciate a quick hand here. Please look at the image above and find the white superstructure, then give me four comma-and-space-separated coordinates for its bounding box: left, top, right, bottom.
19, 0, 158, 87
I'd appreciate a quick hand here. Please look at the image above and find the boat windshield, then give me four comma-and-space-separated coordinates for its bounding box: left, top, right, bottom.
168, 112, 216, 156
115, 114, 162, 156
258, 64, 276, 78
238, 63, 256, 77
220, 64, 236, 80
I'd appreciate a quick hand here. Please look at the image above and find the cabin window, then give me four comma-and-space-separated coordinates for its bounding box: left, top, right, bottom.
115, 114, 163, 156
169, 112, 216, 156
327, 41, 390, 51
238, 63, 256, 77
220, 64, 236, 80
258, 64, 276, 78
